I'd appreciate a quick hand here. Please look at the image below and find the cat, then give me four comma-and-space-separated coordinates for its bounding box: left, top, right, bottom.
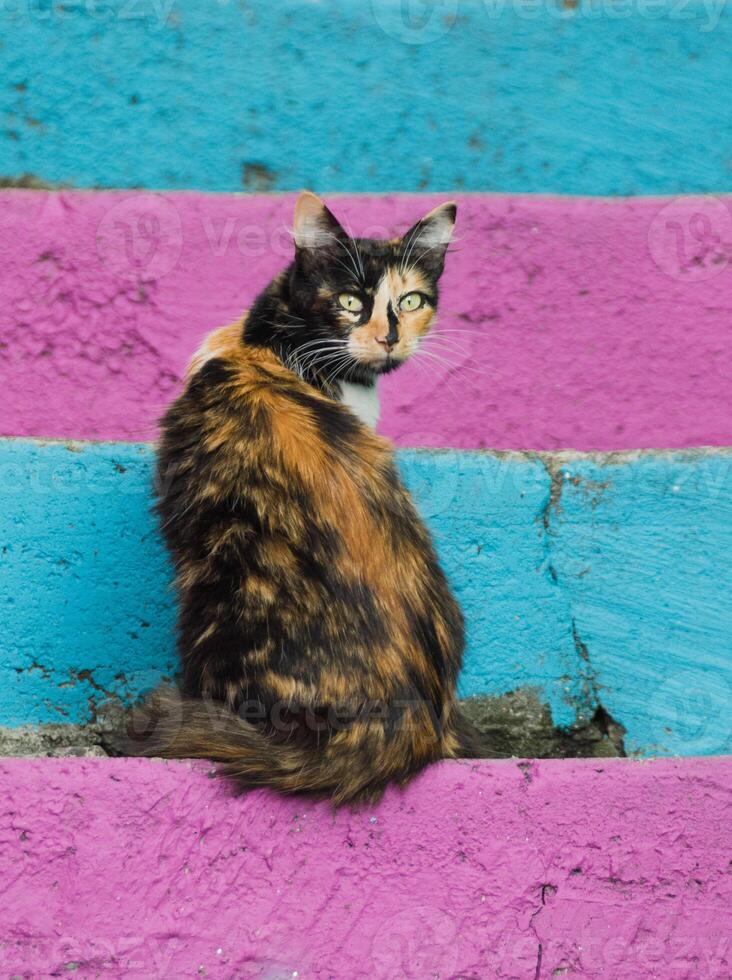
129, 192, 482, 804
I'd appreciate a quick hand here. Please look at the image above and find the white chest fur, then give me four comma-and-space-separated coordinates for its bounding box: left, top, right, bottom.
340, 381, 380, 429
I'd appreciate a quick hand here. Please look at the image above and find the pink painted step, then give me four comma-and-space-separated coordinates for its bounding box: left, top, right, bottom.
0, 190, 732, 450
2, 756, 731, 977
2, 191, 731, 450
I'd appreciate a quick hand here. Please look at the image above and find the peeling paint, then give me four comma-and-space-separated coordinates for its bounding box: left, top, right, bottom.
461, 690, 626, 759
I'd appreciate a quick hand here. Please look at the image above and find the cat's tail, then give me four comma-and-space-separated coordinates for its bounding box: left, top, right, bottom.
119, 686, 459, 805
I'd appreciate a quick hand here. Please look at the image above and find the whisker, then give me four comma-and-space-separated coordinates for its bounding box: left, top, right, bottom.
406, 355, 462, 399
302, 351, 349, 375
420, 337, 472, 356
294, 340, 349, 358
313, 229, 363, 284
322, 352, 357, 389
338, 217, 365, 281
430, 327, 480, 337
412, 346, 491, 381
399, 228, 420, 277
409, 347, 462, 374
284, 339, 349, 371
401, 239, 434, 276
412, 352, 460, 373
275, 340, 346, 376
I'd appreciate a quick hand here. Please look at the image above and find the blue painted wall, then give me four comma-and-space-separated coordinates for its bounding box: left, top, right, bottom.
3, 439, 731, 756
551, 453, 732, 756
1, 0, 730, 194
0, 440, 177, 726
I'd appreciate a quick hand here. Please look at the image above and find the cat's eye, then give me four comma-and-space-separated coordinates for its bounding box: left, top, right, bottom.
338, 293, 363, 314
399, 292, 424, 312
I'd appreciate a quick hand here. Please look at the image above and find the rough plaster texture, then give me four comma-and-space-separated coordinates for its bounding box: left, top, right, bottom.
1, 756, 731, 978
1, 1, 731, 194
3, 439, 731, 758
3, 191, 732, 451
0, 692, 627, 761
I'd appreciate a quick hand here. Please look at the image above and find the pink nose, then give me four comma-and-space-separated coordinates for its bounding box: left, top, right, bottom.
376, 336, 394, 352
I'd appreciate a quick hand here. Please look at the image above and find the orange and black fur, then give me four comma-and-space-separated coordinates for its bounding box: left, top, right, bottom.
132, 193, 482, 804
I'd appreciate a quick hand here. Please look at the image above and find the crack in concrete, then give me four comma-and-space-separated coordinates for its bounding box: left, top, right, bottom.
527, 882, 559, 979
533, 454, 628, 752
538, 453, 566, 535
570, 618, 604, 718
534, 941, 543, 980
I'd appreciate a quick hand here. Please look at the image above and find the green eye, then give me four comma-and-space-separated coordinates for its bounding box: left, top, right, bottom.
399, 292, 424, 312
338, 293, 363, 313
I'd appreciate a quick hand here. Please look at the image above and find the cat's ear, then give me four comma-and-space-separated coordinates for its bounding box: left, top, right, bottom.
401, 202, 456, 275
293, 191, 347, 252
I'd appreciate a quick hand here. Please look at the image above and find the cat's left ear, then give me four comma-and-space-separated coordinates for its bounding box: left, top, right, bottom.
401, 202, 456, 275
293, 191, 348, 251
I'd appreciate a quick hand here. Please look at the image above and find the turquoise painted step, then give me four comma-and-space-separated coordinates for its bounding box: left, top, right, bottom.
2, 439, 731, 755
1, 0, 731, 194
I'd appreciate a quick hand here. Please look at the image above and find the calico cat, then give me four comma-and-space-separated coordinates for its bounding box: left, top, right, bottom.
131, 192, 482, 804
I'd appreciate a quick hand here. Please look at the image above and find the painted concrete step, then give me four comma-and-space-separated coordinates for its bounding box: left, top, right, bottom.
1, 1, 730, 194
3, 191, 732, 451
1, 756, 730, 978
3, 438, 731, 757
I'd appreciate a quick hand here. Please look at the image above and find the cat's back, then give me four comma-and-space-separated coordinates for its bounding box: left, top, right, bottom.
157, 317, 463, 712
176, 318, 393, 472
158, 319, 404, 545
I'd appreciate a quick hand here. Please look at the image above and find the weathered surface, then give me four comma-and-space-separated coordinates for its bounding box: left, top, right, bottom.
459, 691, 626, 760
1, 1, 731, 194
0, 693, 626, 761
0, 701, 126, 758
3, 190, 732, 451
549, 451, 732, 756
1, 756, 730, 978
0, 440, 178, 726
3, 438, 731, 757
0, 726, 107, 758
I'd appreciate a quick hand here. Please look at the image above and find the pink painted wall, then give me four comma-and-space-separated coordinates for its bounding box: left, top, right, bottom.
2, 191, 731, 450
2, 756, 731, 978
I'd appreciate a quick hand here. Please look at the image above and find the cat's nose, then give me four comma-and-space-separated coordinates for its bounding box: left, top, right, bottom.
376, 313, 399, 352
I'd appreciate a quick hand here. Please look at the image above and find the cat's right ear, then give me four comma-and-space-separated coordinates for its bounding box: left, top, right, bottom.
400, 202, 456, 278
293, 192, 347, 254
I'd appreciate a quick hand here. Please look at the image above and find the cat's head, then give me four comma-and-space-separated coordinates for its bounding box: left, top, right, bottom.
288, 191, 456, 383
